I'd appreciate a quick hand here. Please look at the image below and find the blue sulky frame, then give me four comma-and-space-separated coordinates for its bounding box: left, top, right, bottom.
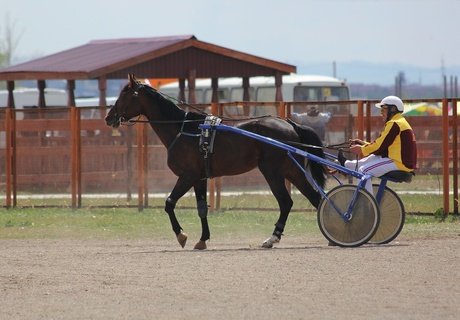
200, 123, 372, 223
200, 123, 410, 247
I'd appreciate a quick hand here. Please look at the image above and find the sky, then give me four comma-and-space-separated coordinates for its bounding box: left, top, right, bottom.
1, 0, 459, 85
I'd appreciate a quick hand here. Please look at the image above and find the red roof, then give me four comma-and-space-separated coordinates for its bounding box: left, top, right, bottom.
0, 35, 295, 81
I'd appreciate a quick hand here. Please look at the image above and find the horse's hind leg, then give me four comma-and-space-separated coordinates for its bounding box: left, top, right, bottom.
259, 168, 294, 248
165, 176, 195, 248
193, 179, 210, 250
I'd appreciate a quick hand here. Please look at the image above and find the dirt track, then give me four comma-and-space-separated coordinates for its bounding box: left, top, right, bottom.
1, 235, 459, 320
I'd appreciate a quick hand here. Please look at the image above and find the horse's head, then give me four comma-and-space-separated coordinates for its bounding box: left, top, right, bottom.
105, 74, 144, 128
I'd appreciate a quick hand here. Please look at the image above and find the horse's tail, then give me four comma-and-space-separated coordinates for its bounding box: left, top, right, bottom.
287, 119, 326, 189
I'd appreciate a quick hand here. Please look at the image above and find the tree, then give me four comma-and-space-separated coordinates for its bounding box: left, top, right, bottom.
0, 13, 23, 68
0, 13, 23, 89
0, 52, 7, 68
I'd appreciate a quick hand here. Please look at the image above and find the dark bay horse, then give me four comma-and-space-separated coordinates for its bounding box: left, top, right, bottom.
105, 74, 326, 249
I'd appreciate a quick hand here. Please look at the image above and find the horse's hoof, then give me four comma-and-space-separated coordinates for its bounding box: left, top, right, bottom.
177, 232, 188, 248
262, 235, 280, 249
194, 240, 207, 250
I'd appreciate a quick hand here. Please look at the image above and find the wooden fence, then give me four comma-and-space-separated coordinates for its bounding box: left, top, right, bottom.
0, 99, 458, 215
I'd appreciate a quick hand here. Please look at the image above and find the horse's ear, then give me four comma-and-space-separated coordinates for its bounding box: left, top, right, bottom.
128, 74, 137, 88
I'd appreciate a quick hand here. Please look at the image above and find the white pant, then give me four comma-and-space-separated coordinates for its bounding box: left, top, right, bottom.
344, 154, 398, 195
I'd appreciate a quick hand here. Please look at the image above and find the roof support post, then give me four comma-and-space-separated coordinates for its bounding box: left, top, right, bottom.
7, 80, 15, 108
98, 76, 107, 107
178, 78, 186, 102
275, 72, 283, 102
242, 77, 250, 116
211, 77, 218, 103
242, 77, 250, 101
98, 76, 107, 118
37, 80, 46, 107
187, 69, 196, 104
67, 80, 76, 107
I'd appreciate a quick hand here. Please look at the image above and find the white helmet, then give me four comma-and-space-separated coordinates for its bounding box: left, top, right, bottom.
376, 96, 404, 112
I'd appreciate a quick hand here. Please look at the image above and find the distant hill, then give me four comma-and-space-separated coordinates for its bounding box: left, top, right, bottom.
296, 61, 458, 99
297, 61, 460, 87
348, 83, 447, 100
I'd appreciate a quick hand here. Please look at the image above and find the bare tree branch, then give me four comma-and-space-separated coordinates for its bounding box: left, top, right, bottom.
0, 12, 24, 67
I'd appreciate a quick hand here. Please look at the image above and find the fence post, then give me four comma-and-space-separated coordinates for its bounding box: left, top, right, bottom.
126, 126, 133, 202
208, 179, 215, 211
143, 124, 149, 207
278, 101, 286, 118
357, 100, 364, 140
137, 123, 145, 211
366, 101, 372, 142
70, 106, 81, 209
208, 102, 219, 211
442, 99, 450, 216
5, 108, 13, 208
70, 107, 76, 208
76, 108, 82, 207
451, 98, 458, 215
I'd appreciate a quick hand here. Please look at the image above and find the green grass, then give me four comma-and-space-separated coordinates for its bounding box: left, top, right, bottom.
2, 178, 458, 241
0, 201, 459, 240
0, 207, 172, 240
10, 191, 449, 214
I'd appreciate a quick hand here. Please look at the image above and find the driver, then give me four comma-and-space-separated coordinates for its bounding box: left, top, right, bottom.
338, 95, 417, 194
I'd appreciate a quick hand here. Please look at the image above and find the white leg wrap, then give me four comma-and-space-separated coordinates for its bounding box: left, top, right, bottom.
262, 235, 280, 248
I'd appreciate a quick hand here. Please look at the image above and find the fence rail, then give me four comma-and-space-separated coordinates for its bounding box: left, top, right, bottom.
0, 99, 458, 215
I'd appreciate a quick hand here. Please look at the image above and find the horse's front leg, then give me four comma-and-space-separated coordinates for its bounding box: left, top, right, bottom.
165, 176, 194, 248
193, 179, 210, 250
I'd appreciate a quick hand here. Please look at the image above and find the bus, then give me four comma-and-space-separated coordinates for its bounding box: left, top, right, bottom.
158, 74, 350, 116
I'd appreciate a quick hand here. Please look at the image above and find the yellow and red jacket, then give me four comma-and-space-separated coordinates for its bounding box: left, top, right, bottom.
361, 113, 417, 171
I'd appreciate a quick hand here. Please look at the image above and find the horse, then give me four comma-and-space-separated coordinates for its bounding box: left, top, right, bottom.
105, 74, 326, 250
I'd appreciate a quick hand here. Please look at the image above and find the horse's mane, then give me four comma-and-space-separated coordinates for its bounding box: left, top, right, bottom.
139, 84, 206, 136
142, 84, 207, 122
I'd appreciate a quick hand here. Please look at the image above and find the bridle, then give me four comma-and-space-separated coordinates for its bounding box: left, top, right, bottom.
109, 82, 145, 126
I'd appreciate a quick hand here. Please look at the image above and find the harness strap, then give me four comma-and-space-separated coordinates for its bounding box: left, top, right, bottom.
167, 112, 201, 153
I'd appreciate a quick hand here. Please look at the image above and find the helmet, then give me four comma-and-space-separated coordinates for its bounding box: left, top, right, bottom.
376, 96, 404, 112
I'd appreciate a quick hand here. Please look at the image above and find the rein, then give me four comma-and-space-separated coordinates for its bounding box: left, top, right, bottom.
125, 114, 272, 125
123, 112, 352, 152
126, 117, 204, 125
117, 83, 353, 153
282, 140, 351, 152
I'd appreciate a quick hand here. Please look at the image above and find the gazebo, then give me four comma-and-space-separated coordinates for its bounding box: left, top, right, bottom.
0, 35, 296, 108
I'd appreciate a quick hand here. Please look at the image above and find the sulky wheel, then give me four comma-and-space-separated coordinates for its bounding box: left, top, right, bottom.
368, 185, 405, 245
317, 184, 380, 247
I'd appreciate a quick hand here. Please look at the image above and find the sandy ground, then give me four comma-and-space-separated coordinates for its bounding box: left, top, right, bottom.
1, 235, 459, 320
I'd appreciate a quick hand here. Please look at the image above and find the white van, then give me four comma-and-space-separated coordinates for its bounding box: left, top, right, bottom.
0, 88, 68, 119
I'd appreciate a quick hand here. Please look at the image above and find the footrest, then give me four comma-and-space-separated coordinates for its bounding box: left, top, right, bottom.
381, 170, 414, 183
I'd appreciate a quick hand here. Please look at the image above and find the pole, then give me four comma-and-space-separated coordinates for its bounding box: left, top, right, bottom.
442, 99, 450, 216
137, 124, 145, 211
452, 98, 458, 215
5, 108, 12, 208
71, 106, 77, 209
366, 101, 371, 142
357, 100, 364, 140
